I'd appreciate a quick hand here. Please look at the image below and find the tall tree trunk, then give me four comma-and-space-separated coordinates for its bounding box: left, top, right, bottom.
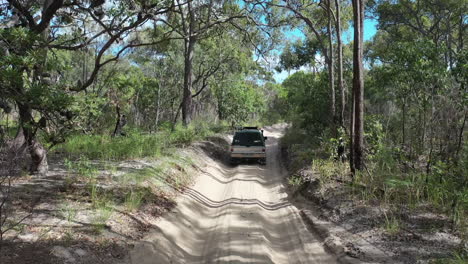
446, 14, 453, 69
172, 102, 183, 131
352, 0, 365, 171
112, 105, 122, 137
421, 101, 427, 153
402, 99, 406, 145
155, 82, 161, 131
334, 0, 345, 128
182, 36, 196, 126
458, 13, 464, 54
349, 85, 355, 174
327, 0, 336, 134
456, 112, 466, 157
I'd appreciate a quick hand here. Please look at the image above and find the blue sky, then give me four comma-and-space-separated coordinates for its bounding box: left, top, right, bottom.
273, 18, 378, 83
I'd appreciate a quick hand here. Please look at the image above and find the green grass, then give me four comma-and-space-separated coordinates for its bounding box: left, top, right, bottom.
59, 201, 78, 222
124, 189, 147, 212
56, 121, 228, 161
431, 250, 468, 264
288, 174, 305, 187
119, 167, 164, 185
282, 127, 468, 237
92, 205, 113, 234
59, 137, 200, 220
382, 211, 401, 235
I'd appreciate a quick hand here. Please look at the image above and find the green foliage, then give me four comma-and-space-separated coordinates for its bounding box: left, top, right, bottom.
120, 167, 163, 186
124, 189, 148, 212
214, 79, 266, 125
281, 71, 330, 134
431, 249, 468, 264
59, 133, 163, 160
354, 141, 467, 230
382, 211, 401, 236
312, 158, 348, 185
364, 115, 385, 158
288, 174, 305, 187
261, 82, 288, 125
92, 205, 113, 234
59, 201, 78, 223
277, 39, 319, 71
57, 120, 228, 160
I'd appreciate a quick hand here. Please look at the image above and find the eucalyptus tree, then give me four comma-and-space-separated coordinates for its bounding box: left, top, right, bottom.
334, 0, 346, 127
367, 0, 467, 166
260, 0, 353, 133
350, 0, 365, 172
128, 19, 266, 128
264, 0, 338, 127
131, 47, 184, 131
205, 29, 268, 124
0, 0, 174, 174
161, 0, 249, 126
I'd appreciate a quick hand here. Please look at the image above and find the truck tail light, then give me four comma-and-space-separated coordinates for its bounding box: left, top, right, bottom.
230, 148, 233, 152
262, 148, 265, 152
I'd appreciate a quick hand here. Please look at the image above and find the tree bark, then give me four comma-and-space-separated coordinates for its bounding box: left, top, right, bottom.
182, 36, 196, 126
334, 0, 345, 128
402, 100, 406, 145
349, 83, 355, 174
352, 0, 365, 171
155, 82, 161, 131
327, 0, 336, 134
112, 105, 126, 137
172, 102, 183, 131
19, 0, 53, 176
17, 103, 48, 176
455, 112, 466, 157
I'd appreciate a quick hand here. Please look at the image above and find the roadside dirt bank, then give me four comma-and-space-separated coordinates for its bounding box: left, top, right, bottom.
0, 135, 228, 263
281, 132, 465, 264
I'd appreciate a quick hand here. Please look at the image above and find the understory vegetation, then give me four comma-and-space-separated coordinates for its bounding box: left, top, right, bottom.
283, 125, 467, 261
58, 121, 228, 160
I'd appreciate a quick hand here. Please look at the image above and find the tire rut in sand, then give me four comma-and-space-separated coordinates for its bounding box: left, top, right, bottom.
130, 127, 338, 264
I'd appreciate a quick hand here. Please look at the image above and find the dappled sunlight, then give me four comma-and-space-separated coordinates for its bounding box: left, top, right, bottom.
130, 126, 336, 264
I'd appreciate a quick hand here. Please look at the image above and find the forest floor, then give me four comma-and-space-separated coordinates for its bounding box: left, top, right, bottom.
282, 141, 466, 263
0, 134, 230, 263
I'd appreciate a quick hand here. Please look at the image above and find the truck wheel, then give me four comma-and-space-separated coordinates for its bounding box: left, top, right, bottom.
260, 158, 266, 165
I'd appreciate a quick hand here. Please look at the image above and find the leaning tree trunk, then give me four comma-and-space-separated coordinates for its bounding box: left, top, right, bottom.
352, 0, 365, 171
182, 36, 196, 126
17, 103, 48, 176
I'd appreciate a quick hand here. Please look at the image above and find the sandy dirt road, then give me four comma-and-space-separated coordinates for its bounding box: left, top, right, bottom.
130, 127, 337, 264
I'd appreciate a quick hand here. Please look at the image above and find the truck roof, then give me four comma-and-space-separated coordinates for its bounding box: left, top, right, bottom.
232, 130, 264, 146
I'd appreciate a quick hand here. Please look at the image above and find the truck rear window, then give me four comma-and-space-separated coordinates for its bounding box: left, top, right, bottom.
233, 132, 264, 146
